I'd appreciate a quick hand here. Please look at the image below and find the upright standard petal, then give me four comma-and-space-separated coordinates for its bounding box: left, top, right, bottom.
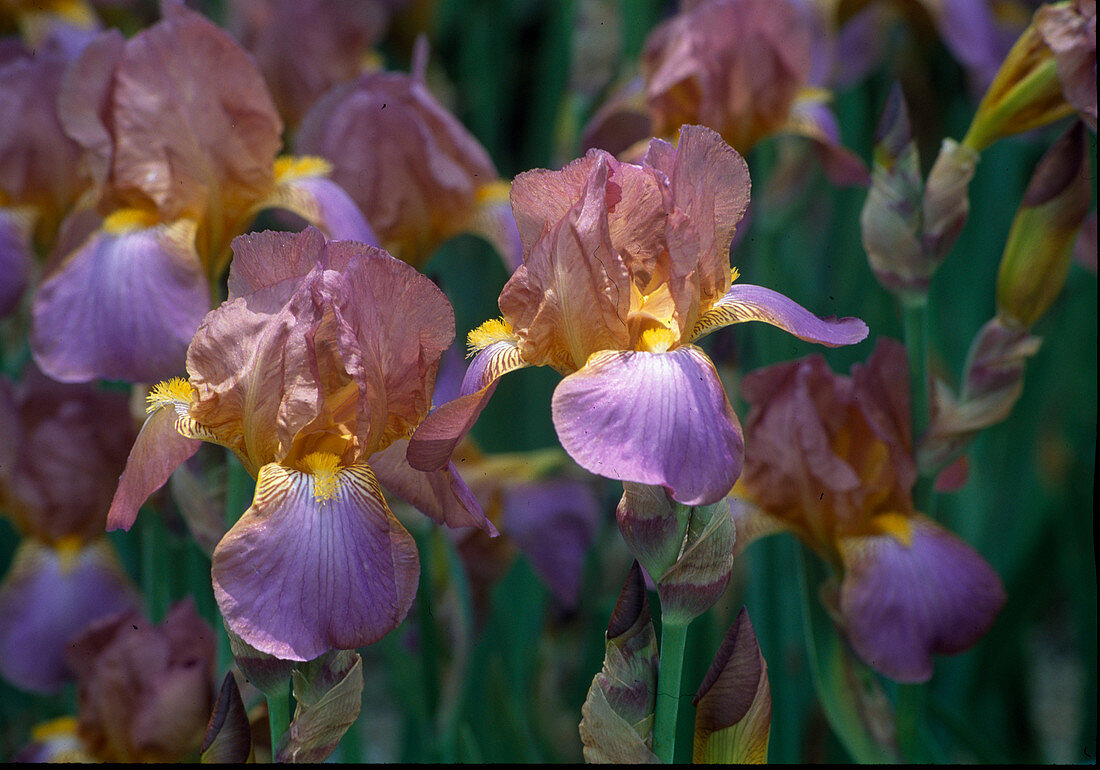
212, 462, 419, 660
30, 219, 209, 383
498, 155, 631, 371
338, 250, 455, 453
552, 346, 743, 506
690, 283, 869, 347
837, 514, 1006, 683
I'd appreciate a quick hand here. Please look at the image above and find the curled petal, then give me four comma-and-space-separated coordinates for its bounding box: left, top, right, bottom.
31, 220, 209, 383
107, 400, 201, 532
837, 514, 1006, 683
552, 346, 743, 506
258, 170, 379, 247
406, 338, 528, 471
212, 462, 419, 661
369, 438, 496, 535
690, 283, 868, 347
0, 538, 138, 693
784, 96, 871, 187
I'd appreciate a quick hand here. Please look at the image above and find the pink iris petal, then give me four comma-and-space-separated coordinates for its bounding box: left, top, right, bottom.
406, 338, 528, 471
226, 226, 352, 299
551, 346, 743, 506
0, 208, 33, 318
260, 173, 379, 247
369, 438, 497, 535
30, 221, 209, 383
691, 283, 869, 347
211, 462, 419, 661
107, 403, 201, 532
837, 514, 1006, 683
0, 538, 138, 693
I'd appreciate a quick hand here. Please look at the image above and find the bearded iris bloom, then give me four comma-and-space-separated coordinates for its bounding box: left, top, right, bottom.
107, 228, 493, 661
408, 125, 867, 506
730, 340, 1006, 682
29, 3, 376, 384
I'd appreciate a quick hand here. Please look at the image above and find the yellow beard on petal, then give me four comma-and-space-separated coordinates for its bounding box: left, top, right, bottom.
302, 452, 343, 504
467, 317, 516, 355
870, 512, 914, 548
146, 377, 195, 413
273, 155, 334, 182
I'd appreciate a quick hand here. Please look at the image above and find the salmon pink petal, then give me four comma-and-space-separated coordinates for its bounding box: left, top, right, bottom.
369, 439, 495, 535
0, 538, 138, 693
406, 338, 528, 471
30, 220, 208, 383
837, 514, 1006, 682
107, 403, 201, 532
338, 250, 455, 452
212, 462, 419, 661
552, 346, 743, 506
690, 283, 868, 347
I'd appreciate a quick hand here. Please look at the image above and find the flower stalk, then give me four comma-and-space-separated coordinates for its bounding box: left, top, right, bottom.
652, 618, 689, 763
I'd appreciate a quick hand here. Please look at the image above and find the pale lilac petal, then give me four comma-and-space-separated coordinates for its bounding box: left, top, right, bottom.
552, 346, 743, 506
260, 173, 379, 247
370, 438, 496, 535
0, 207, 33, 317
501, 479, 601, 608
31, 221, 208, 383
212, 462, 419, 661
107, 403, 201, 532
0, 538, 138, 693
837, 514, 1006, 683
785, 99, 870, 187
690, 283, 868, 347
406, 338, 528, 471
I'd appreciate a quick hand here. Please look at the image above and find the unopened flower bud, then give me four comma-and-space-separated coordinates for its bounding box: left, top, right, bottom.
692, 608, 772, 764
996, 121, 1091, 327
963, 8, 1078, 151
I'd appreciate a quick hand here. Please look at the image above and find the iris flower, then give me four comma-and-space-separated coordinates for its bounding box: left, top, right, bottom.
730, 340, 1006, 682
107, 228, 493, 661
581, 0, 867, 186
29, 3, 376, 384
0, 365, 138, 693
295, 37, 521, 270
407, 125, 867, 506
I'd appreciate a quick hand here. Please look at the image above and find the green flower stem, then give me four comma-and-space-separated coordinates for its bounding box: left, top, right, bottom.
652, 618, 690, 763
266, 678, 292, 760
902, 294, 936, 517
139, 508, 170, 624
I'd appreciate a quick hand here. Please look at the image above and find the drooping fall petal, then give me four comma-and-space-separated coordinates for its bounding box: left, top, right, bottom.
211, 462, 419, 660
0, 538, 138, 693
107, 397, 202, 532
690, 283, 869, 347
837, 514, 1006, 683
406, 337, 528, 471
30, 219, 209, 383
552, 346, 744, 505
369, 438, 496, 534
